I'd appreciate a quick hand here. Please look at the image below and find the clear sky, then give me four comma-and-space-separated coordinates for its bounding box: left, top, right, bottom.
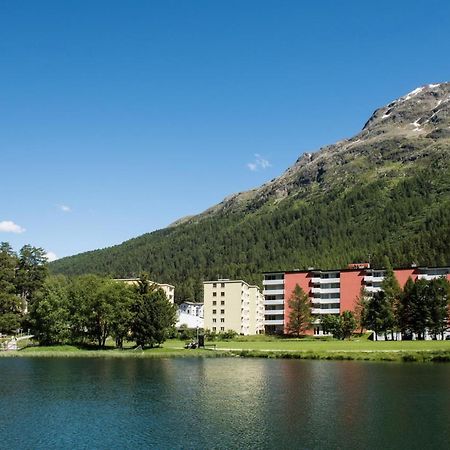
1, 0, 450, 260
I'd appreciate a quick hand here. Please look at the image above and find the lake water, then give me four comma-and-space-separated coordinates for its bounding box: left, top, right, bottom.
0, 358, 449, 449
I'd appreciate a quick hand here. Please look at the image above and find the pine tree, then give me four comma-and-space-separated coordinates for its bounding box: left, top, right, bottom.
286, 284, 312, 337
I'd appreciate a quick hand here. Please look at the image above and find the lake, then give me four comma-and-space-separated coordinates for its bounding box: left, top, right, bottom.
0, 358, 449, 449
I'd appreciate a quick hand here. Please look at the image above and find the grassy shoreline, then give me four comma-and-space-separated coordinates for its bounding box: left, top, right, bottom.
2, 339, 450, 362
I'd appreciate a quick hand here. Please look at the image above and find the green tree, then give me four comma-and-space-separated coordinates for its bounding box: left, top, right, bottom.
67, 274, 104, 344
321, 311, 357, 339
354, 287, 369, 335
0, 243, 21, 334
381, 258, 402, 340
408, 279, 431, 340
29, 275, 70, 345
398, 277, 415, 339
341, 311, 357, 339
321, 314, 342, 339
286, 284, 312, 337
109, 282, 136, 348
131, 277, 177, 348
427, 278, 450, 340
15, 245, 48, 310
364, 291, 392, 341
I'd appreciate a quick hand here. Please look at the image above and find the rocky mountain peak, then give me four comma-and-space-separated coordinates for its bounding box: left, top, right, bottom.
362, 82, 450, 136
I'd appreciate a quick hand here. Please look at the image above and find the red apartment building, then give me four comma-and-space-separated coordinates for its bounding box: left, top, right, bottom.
263, 265, 450, 335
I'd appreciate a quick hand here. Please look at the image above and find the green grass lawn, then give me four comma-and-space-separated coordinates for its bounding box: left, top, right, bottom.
2, 337, 450, 362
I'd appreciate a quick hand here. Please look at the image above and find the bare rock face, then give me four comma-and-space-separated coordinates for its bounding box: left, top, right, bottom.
189, 83, 450, 220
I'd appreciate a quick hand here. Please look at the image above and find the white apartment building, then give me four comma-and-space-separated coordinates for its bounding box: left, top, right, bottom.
114, 278, 175, 303
203, 279, 264, 335
179, 302, 204, 318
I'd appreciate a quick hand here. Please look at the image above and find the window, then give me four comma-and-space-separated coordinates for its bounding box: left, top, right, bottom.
212, 327, 216, 331
220, 318, 225, 323
213, 292, 217, 297
220, 327, 225, 331
213, 283, 217, 288
212, 309, 216, 314
220, 309, 225, 314
221, 283, 225, 288
221, 292, 225, 297
220, 300, 225, 305
212, 318, 216, 323
212, 301, 216, 305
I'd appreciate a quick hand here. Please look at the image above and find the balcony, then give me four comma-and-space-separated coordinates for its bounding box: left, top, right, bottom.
264, 309, 284, 316
364, 275, 384, 283
264, 319, 284, 325
311, 308, 340, 315
417, 274, 446, 281
311, 287, 340, 294
311, 277, 340, 284
264, 299, 284, 306
263, 279, 285, 286
263, 289, 284, 296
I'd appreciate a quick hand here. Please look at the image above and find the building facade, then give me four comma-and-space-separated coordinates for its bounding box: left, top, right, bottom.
114, 278, 175, 304
179, 302, 204, 318
203, 279, 264, 335
263, 266, 450, 335
176, 302, 204, 329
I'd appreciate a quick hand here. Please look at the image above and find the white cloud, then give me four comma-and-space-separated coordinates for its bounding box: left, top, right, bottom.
59, 204, 72, 213
45, 251, 58, 262
246, 153, 271, 172
0, 220, 26, 234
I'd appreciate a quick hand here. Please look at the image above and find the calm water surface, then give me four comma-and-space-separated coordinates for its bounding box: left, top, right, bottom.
0, 357, 449, 449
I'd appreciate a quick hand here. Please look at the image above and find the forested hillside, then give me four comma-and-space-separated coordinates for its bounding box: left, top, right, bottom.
51, 83, 450, 302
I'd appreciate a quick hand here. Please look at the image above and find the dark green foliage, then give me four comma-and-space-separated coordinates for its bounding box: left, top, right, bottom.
15, 245, 48, 307
363, 291, 392, 341
0, 243, 21, 333
131, 276, 177, 348
381, 258, 402, 339
29, 275, 70, 345
399, 278, 450, 340
321, 311, 357, 339
0, 243, 47, 334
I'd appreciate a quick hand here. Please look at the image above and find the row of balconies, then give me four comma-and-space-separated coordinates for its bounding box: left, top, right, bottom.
311, 277, 340, 284
311, 287, 340, 294
263, 278, 285, 286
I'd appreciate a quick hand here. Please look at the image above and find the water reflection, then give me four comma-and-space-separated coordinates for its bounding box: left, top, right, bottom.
0, 358, 449, 449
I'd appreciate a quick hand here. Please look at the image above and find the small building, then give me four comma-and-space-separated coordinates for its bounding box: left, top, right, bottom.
203, 279, 264, 335
114, 278, 175, 304
179, 302, 204, 318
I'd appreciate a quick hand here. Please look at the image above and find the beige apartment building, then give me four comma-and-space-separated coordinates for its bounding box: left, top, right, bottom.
203, 279, 264, 335
114, 278, 175, 303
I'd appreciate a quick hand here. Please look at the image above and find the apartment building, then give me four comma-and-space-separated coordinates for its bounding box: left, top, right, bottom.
263, 265, 450, 335
203, 279, 264, 335
179, 302, 204, 318
114, 278, 175, 303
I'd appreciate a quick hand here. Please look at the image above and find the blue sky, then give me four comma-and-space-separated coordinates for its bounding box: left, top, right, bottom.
1, 0, 450, 260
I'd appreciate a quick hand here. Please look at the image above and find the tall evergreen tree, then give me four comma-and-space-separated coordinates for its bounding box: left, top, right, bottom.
131, 283, 177, 348
286, 284, 312, 336
0, 243, 21, 334
381, 257, 402, 340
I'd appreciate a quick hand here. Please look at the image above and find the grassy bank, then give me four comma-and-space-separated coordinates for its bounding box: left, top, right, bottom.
1, 338, 450, 362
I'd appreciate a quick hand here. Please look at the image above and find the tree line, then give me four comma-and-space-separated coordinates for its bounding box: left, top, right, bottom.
0, 243, 176, 348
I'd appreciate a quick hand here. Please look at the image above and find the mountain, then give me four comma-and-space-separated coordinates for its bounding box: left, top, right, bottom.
51, 83, 450, 301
